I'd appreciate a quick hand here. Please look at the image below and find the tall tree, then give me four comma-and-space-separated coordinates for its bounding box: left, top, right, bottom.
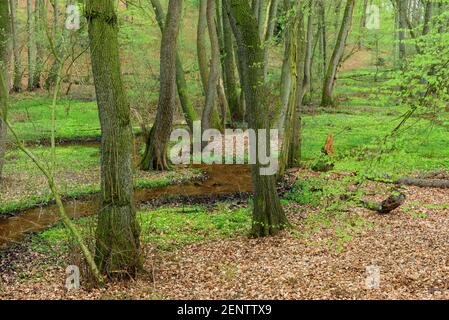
27, 0, 34, 91
0, 0, 10, 180
201, 0, 220, 132
224, 0, 289, 236
262, 0, 279, 79
321, 0, 355, 107
33, 0, 46, 89
141, 0, 183, 170
221, 0, 243, 123
9, 0, 21, 92
149, 0, 198, 130
86, 0, 141, 277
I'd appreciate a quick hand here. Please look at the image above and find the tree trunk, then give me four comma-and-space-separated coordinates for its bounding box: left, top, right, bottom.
45, 0, 67, 90
86, 0, 141, 277
321, 0, 354, 107
262, 0, 279, 80
197, 0, 209, 92
0, 0, 10, 180
422, 0, 433, 36
33, 0, 45, 89
225, 0, 289, 237
9, 0, 21, 92
141, 0, 183, 171
201, 0, 220, 132
149, 0, 198, 130
222, 0, 243, 123
27, 0, 34, 91
276, 0, 292, 130
397, 0, 406, 62
302, 0, 314, 104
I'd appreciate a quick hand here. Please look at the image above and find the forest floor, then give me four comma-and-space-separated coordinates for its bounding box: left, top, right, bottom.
1, 52, 449, 299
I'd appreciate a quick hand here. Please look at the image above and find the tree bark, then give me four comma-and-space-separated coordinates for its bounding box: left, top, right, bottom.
222, 0, 243, 123
86, 0, 141, 277
262, 0, 279, 79
302, 0, 314, 104
149, 0, 198, 130
321, 0, 354, 107
141, 0, 183, 171
197, 0, 209, 92
225, 0, 289, 237
9, 0, 21, 92
27, 0, 34, 91
201, 0, 220, 132
33, 0, 45, 89
0, 0, 10, 180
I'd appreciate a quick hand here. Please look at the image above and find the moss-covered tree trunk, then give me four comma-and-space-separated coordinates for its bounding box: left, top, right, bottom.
0, 0, 10, 181
321, 0, 354, 107
149, 0, 198, 131
262, 0, 279, 80
225, 0, 289, 237
141, 0, 183, 170
86, 0, 141, 277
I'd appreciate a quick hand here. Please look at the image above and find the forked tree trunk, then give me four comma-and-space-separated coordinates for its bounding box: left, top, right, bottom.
149, 0, 198, 130
86, 0, 141, 277
225, 0, 289, 237
222, 0, 243, 123
321, 0, 354, 107
201, 0, 220, 132
9, 0, 22, 92
141, 0, 183, 171
0, 0, 10, 180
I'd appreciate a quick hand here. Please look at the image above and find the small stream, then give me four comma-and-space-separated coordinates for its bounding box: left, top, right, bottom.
0, 165, 252, 249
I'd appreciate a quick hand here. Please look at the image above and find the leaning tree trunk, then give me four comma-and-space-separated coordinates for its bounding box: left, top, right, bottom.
149, 0, 198, 130
141, 0, 183, 171
27, 0, 34, 91
225, 0, 289, 237
0, 0, 10, 181
9, 0, 21, 92
321, 0, 354, 107
86, 0, 141, 277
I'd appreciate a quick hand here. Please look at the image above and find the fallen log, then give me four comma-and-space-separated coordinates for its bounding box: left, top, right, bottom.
360, 192, 406, 214
396, 177, 449, 189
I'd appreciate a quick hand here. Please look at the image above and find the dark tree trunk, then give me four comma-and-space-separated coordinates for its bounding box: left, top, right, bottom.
225, 0, 289, 237
141, 0, 183, 171
86, 0, 141, 277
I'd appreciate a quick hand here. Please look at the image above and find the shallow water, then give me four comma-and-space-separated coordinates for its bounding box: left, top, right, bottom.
0, 165, 251, 249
